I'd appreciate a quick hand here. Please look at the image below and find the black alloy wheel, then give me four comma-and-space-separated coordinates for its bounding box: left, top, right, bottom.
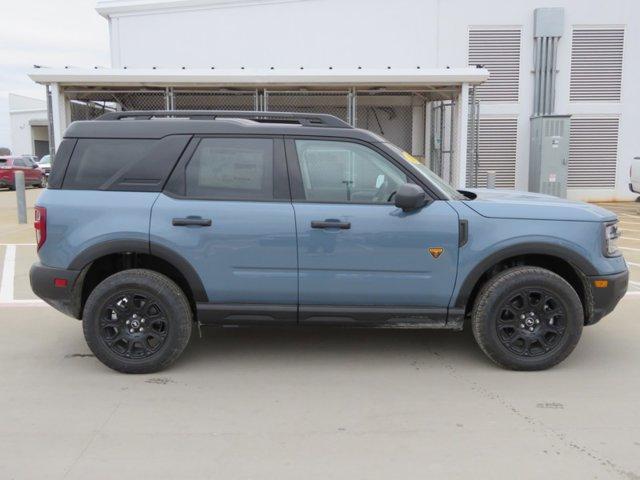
99, 291, 170, 359
495, 288, 567, 357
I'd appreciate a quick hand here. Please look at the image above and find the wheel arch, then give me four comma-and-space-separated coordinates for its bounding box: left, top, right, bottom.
68, 240, 208, 318
454, 243, 595, 322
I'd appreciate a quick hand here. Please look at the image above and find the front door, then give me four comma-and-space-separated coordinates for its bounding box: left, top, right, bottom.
286, 138, 460, 325
150, 136, 298, 323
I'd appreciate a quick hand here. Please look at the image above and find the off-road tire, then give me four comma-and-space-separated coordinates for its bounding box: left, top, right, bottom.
472, 266, 583, 371
83, 269, 192, 374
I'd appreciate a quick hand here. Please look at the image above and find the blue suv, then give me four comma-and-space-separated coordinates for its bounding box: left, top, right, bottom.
30, 111, 629, 373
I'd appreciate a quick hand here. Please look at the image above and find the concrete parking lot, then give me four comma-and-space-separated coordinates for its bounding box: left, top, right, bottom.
1, 188, 640, 480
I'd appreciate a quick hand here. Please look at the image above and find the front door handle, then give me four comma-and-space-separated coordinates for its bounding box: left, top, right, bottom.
172, 217, 212, 227
311, 220, 351, 230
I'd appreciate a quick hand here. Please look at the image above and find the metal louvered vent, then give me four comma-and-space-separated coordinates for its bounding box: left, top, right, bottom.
468, 29, 521, 102
467, 117, 518, 188
570, 28, 624, 102
568, 117, 619, 188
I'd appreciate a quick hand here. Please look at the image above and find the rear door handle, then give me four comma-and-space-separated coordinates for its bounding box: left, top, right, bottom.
172, 217, 212, 227
311, 220, 351, 229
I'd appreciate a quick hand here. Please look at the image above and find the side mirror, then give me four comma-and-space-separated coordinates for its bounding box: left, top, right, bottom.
32, 164, 38, 169
394, 183, 428, 212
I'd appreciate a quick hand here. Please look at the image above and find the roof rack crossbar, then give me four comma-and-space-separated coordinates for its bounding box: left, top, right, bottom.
96, 110, 351, 128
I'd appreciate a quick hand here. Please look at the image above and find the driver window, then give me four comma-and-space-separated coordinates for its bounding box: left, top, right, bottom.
295, 140, 407, 204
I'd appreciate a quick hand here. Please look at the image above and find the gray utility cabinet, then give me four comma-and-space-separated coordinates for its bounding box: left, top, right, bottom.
529, 115, 571, 198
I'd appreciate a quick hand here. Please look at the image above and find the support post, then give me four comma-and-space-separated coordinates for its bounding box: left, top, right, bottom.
45, 85, 56, 158
411, 95, 426, 157
486, 170, 497, 189
15, 172, 27, 224
50, 83, 67, 149
455, 83, 470, 189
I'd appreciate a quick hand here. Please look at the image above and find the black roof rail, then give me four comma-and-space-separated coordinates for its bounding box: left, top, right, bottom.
95, 110, 352, 128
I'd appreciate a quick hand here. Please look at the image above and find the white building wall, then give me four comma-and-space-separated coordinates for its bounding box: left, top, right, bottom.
8, 94, 47, 156
96, 0, 640, 200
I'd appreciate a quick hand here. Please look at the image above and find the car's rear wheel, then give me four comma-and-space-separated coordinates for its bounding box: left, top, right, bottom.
83, 269, 192, 374
471, 266, 583, 370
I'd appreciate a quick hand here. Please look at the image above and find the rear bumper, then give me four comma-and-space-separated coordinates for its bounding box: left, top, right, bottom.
585, 269, 629, 325
29, 262, 83, 318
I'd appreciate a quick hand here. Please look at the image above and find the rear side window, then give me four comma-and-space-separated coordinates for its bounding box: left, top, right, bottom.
64, 139, 154, 189
62, 136, 190, 191
185, 138, 273, 200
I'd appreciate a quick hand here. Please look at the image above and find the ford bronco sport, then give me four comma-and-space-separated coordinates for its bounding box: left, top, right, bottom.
30, 111, 629, 373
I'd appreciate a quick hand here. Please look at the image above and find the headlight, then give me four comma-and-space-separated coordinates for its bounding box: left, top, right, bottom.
604, 221, 621, 257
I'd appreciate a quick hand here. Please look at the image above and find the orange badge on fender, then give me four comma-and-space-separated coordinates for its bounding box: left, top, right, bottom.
428, 247, 444, 259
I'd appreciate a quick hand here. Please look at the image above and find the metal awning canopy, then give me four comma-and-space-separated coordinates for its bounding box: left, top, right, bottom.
28, 67, 489, 89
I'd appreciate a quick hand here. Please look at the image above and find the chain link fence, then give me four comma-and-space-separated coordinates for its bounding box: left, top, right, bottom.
66, 90, 167, 121
63, 86, 463, 188
173, 90, 258, 110
355, 91, 423, 154
430, 100, 456, 183
264, 91, 349, 121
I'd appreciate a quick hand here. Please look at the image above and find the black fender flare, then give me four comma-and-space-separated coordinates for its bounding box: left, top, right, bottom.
67, 239, 208, 303
453, 241, 596, 309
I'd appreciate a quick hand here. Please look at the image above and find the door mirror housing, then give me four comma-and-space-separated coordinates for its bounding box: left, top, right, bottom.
394, 183, 428, 212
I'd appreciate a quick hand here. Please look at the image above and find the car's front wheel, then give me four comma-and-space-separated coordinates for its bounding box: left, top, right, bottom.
471, 266, 583, 370
83, 269, 192, 373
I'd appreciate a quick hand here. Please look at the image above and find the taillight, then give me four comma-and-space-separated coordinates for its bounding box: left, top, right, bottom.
34, 206, 47, 251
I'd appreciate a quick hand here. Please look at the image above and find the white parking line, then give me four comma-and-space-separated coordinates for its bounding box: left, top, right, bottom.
620, 246, 640, 252
620, 236, 640, 242
0, 245, 16, 303
627, 261, 640, 268
0, 244, 46, 307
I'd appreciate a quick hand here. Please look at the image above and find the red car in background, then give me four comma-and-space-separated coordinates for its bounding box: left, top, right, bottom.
0, 156, 45, 190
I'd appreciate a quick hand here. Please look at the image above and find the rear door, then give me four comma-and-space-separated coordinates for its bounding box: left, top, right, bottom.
23, 158, 40, 183
286, 137, 460, 325
150, 136, 298, 324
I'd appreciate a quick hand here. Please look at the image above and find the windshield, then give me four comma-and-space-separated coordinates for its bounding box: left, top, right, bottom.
384, 143, 466, 200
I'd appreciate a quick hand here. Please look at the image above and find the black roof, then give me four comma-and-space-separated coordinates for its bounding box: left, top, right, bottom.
64, 110, 385, 142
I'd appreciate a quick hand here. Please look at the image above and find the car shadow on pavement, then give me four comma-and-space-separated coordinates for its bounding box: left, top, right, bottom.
176, 325, 488, 369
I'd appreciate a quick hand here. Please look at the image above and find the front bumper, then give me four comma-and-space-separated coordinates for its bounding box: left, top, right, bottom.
630, 182, 640, 194
585, 269, 629, 325
30, 262, 83, 318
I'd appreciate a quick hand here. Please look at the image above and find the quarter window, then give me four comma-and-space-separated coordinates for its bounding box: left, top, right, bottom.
185, 138, 274, 200
295, 140, 407, 204
63, 139, 154, 189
